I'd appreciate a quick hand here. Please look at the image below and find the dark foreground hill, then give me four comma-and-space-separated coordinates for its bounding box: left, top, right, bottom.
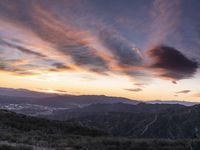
0, 109, 106, 146
1, 107, 200, 150
46, 103, 200, 139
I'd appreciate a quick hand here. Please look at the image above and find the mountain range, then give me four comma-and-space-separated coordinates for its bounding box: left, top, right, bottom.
0, 87, 198, 107
0, 87, 200, 139
1, 108, 199, 150
57, 103, 200, 139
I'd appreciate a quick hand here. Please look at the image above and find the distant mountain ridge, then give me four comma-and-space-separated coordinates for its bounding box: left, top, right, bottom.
67, 102, 185, 113
148, 100, 200, 106
47, 102, 185, 120
0, 87, 58, 98
0, 86, 200, 139
0, 87, 199, 107
0, 93, 139, 108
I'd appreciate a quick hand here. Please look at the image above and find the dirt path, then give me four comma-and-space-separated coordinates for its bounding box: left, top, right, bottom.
140, 114, 157, 136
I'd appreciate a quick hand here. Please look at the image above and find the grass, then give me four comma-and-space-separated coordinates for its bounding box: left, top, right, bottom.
1, 137, 200, 150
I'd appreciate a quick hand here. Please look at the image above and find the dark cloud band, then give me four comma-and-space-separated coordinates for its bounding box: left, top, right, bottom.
124, 88, 142, 92
148, 45, 198, 80
176, 90, 191, 94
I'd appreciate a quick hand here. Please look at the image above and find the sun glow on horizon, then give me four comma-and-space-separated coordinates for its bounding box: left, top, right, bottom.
0, 69, 200, 102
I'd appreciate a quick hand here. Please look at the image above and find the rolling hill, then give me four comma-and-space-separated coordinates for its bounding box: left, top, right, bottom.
51, 103, 200, 139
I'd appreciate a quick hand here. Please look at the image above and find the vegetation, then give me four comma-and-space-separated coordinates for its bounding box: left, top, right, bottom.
1, 138, 200, 150
0, 144, 33, 150
66, 104, 200, 138
60, 138, 200, 150
1, 104, 200, 149
0, 109, 106, 148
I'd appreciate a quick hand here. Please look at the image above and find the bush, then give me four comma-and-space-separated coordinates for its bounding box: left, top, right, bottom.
0, 144, 33, 150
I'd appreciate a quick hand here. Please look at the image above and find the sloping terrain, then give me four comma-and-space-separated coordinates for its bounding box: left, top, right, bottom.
62, 103, 200, 138
1, 105, 200, 149
48, 102, 184, 120
0, 109, 106, 146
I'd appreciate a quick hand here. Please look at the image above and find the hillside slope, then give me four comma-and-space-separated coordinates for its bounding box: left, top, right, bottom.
0, 109, 106, 145
65, 103, 200, 138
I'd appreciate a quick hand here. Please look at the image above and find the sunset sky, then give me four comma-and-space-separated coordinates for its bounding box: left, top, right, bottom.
0, 0, 200, 101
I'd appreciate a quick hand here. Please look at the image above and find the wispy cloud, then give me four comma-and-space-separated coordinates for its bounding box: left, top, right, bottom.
147, 0, 181, 48
0, 1, 110, 75
0, 0, 199, 86
0, 39, 46, 58
134, 83, 146, 87
124, 88, 142, 92
0, 0, 146, 80
176, 90, 191, 94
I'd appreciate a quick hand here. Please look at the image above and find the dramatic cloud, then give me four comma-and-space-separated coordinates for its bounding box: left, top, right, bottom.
31, 11, 110, 73
0, 0, 199, 86
0, 0, 146, 80
124, 88, 142, 92
0, 39, 46, 58
148, 45, 198, 81
0, 1, 111, 75
99, 29, 143, 68
176, 90, 191, 94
